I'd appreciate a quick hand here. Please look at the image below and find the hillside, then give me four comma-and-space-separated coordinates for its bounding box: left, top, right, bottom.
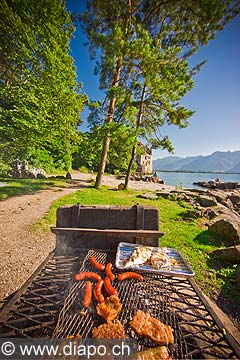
229, 161, 240, 173
153, 151, 240, 173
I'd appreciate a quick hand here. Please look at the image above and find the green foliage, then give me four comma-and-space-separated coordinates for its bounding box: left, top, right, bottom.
0, 0, 86, 170
0, 157, 11, 176
72, 132, 102, 172
78, 166, 89, 173
106, 124, 137, 173
73, 123, 137, 174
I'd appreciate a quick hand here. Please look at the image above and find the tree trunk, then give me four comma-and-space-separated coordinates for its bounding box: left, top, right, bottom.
95, 58, 122, 189
124, 83, 146, 190
124, 143, 137, 189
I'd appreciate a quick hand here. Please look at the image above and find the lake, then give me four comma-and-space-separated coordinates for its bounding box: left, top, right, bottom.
156, 171, 240, 189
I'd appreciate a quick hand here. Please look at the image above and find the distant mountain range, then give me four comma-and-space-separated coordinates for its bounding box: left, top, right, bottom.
153, 151, 240, 173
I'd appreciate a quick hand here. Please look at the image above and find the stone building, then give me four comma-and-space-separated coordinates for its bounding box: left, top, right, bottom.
136, 143, 152, 175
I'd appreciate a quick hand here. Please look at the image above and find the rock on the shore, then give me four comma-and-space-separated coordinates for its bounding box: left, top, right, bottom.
198, 195, 218, 207
236, 202, 240, 210
208, 215, 240, 246
236, 265, 240, 290
228, 194, 240, 205
212, 246, 240, 264
193, 181, 240, 190
137, 192, 158, 200
156, 191, 170, 199
203, 208, 219, 219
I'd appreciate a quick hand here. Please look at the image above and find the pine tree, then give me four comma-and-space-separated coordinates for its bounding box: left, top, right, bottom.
81, 0, 240, 188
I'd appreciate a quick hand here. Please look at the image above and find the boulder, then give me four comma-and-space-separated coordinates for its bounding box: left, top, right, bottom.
198, 195, 218, 207
66, 171, 72, 180
212, 246, 240, 264
203, 208, 218, 220
184, 188, 209, 195
218, 182, 240, 190
209, 190, 227, 204
208, 215, 240, 246
28, 172, 36, 179
182, 209, 202, 220
137, 192, 158, 200
37, 173, 46, 179
236, 265, 240, 290
221, 198, 234, 211
118, 183, 125, 190
193, 181, 240, 190
156, 191, 170, 199
176, 193, 190, 201
228, 194, 240, 205
235, 202, 240, 209
193, 181, 212, 188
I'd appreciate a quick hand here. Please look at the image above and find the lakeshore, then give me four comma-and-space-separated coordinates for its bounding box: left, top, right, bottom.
156, 171, 240, 188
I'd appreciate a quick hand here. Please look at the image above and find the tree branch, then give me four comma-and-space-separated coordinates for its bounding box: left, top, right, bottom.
143, 0, 180, 24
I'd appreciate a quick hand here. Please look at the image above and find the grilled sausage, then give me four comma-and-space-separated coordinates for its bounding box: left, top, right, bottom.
90, 256, 105, 271
117, 272, 144, 282
105, 262, 115, 281
94, 279, 105, 303
104, 276, 118, 296
83, 281, 92, 308
74, 272, 101, 281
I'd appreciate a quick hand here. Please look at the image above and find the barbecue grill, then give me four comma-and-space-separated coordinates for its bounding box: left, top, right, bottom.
0, 205, 240, 359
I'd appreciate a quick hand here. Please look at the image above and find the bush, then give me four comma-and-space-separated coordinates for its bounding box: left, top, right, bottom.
0, 158, 11, 177
78, 166, 89, 173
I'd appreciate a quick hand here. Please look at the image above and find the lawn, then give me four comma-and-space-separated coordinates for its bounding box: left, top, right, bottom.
0, 178, 70, 200
35, 185, 239, 306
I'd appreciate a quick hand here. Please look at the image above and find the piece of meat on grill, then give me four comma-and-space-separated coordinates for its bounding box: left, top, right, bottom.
129, 310, 174, 346
67, 334, 82, 339
96, 295, 122, 321
92, 320, 126, 338
129, 346, 172, 360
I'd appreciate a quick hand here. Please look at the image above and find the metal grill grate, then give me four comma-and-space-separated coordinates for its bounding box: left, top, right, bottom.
0, 254, 80, 338
0, 249, 239, 359
53, 249, 187, 360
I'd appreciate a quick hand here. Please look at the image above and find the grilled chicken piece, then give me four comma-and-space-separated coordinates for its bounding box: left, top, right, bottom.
92, 320, 125, 338
129, 346, 172, 360
124, 246, 152, 267
67, 334, 82, 339
129, 310, 174, 346
96, 295, 122, 321
150, 250, 170, 270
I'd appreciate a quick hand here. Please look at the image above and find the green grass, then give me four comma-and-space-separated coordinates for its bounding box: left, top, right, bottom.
0, 178, 70, 200
34, 185, 240, 307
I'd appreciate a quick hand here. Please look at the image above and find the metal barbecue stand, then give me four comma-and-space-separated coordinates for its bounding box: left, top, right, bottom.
0, 205, 240, 359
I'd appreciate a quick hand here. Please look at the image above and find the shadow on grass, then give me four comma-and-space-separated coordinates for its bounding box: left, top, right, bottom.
0, 178, 70, 200
216, 279, 240, 326
176, 209, 202, 222
193, 230, 240, 325
194, 231, 235, 269
194, 229, 225, 248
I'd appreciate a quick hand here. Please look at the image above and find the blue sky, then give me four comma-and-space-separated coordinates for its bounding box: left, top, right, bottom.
67, 1, 240, 160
